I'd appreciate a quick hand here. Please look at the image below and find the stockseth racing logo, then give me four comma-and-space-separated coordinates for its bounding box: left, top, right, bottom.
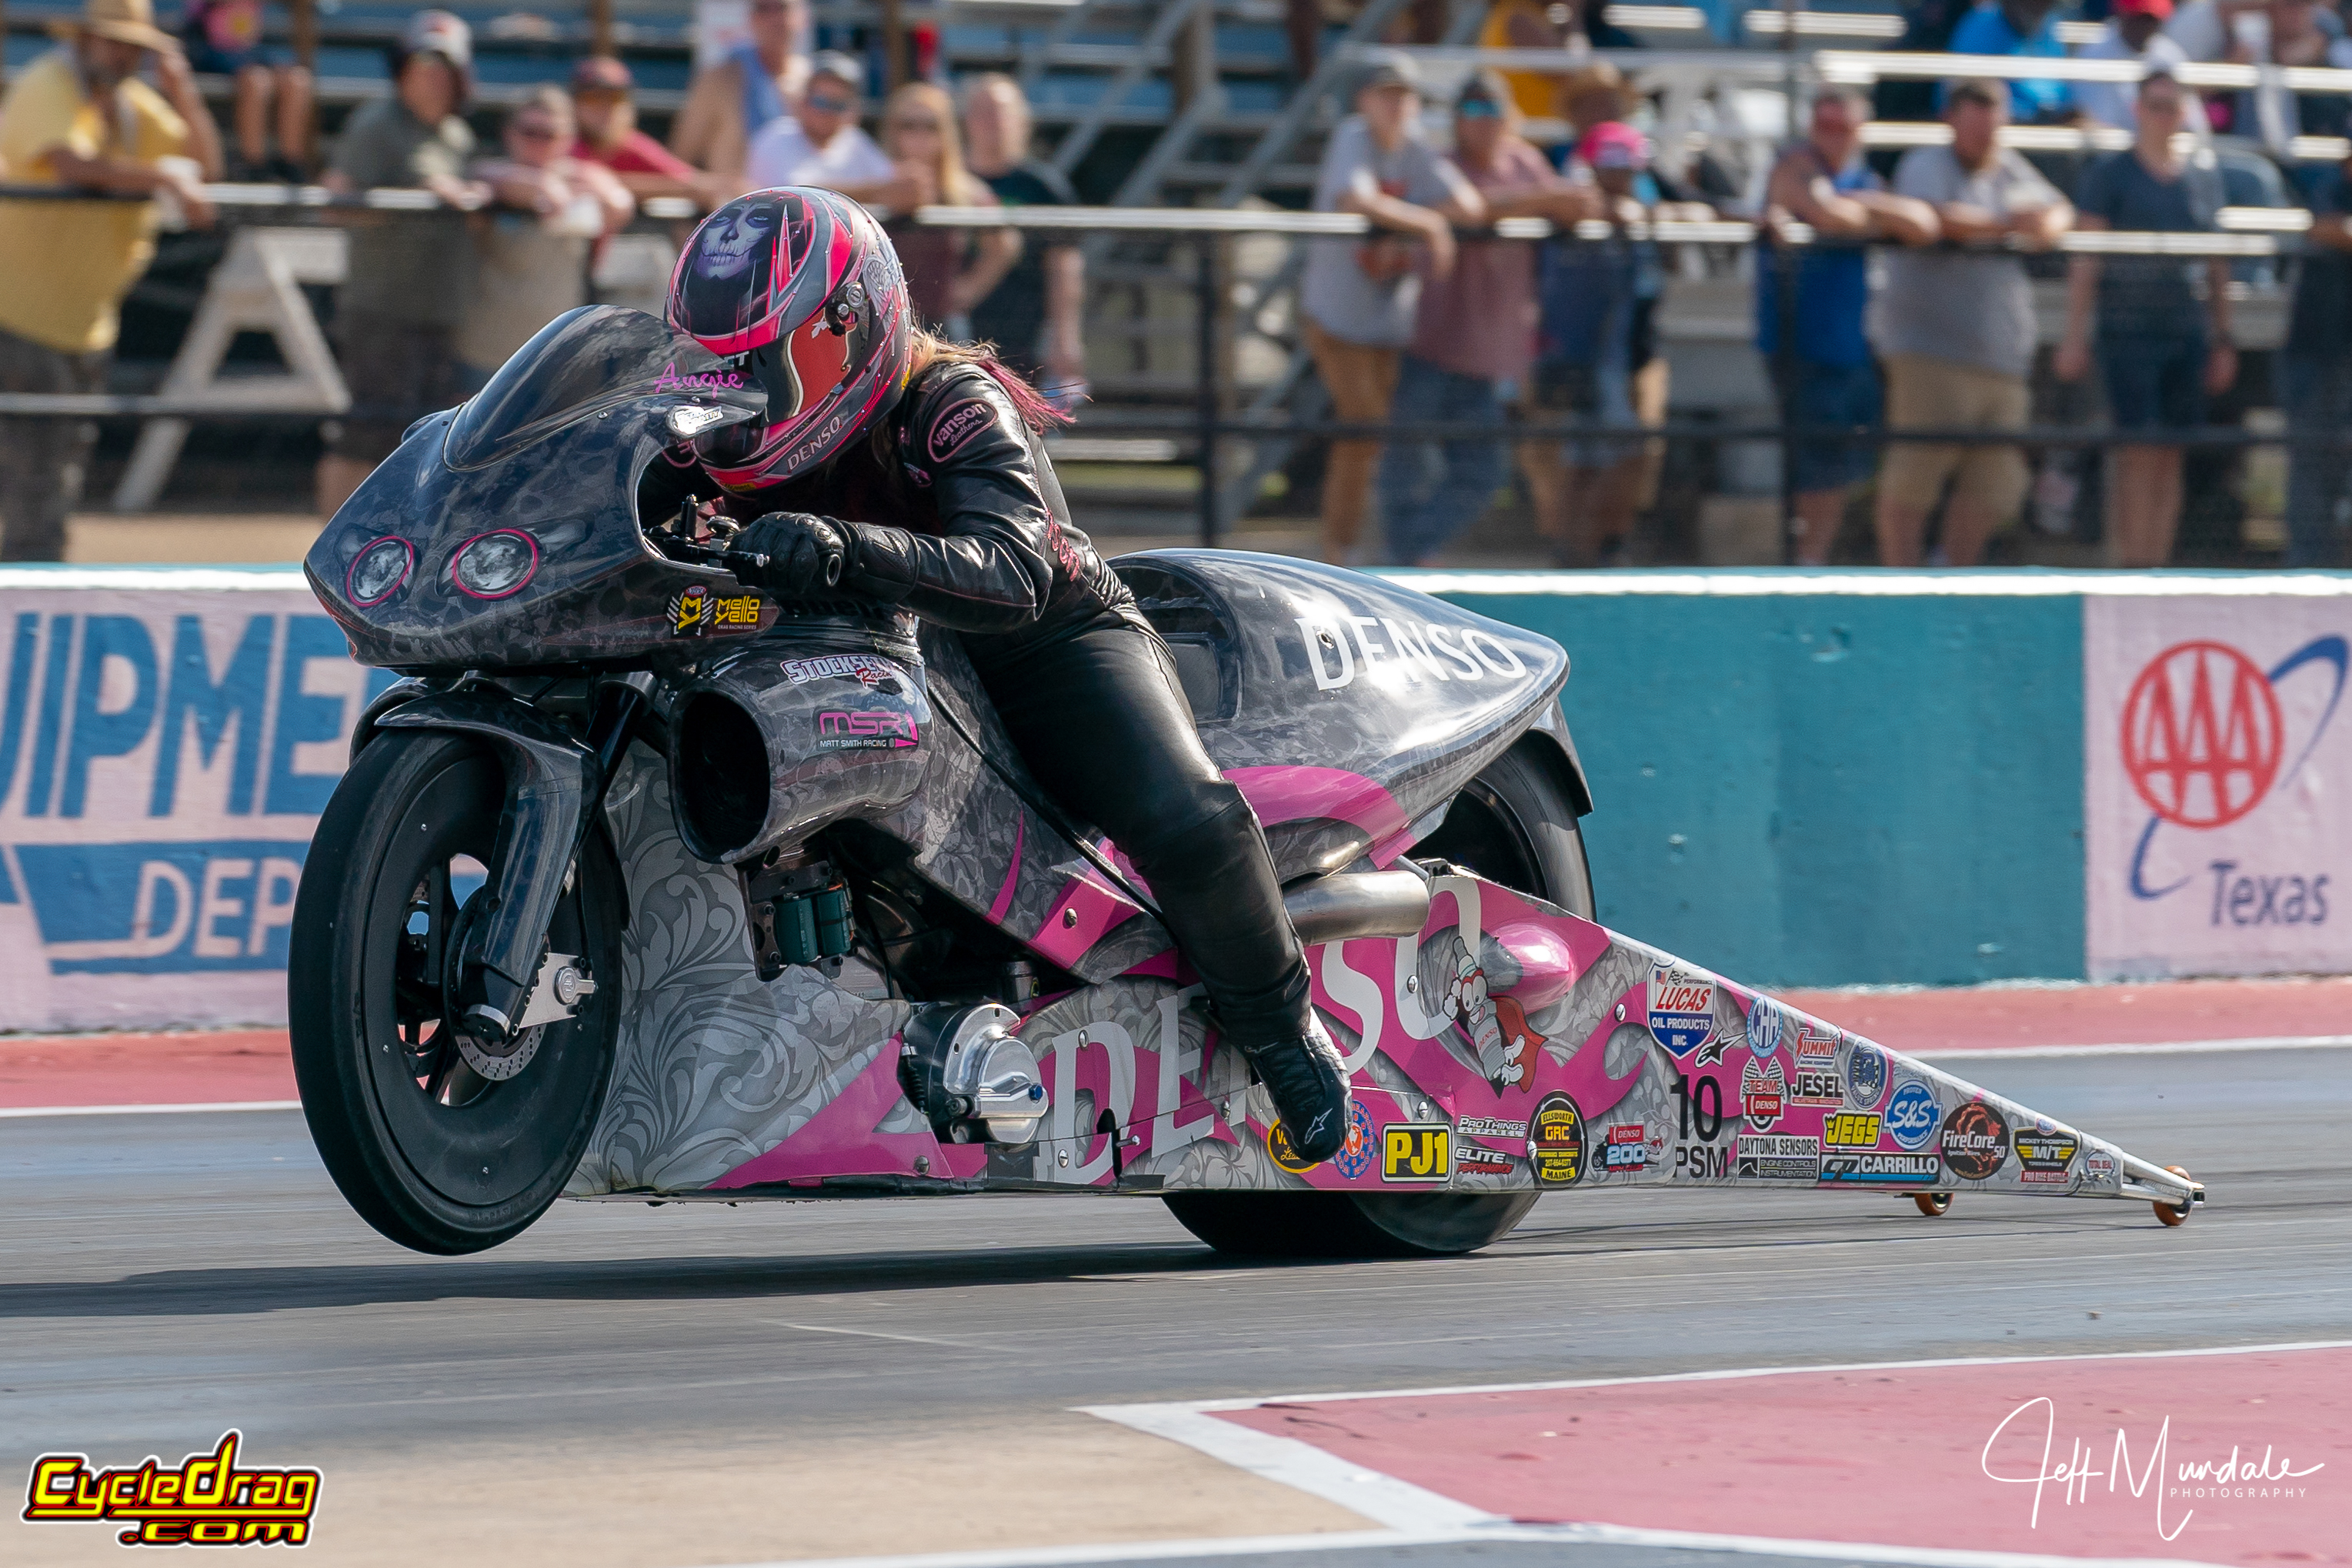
2123, 637, 2347, 922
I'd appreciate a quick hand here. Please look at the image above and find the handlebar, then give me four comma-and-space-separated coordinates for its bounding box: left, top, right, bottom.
651, 527, 845, 590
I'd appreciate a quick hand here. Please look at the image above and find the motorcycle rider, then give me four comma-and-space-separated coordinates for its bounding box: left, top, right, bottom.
647, 188, 1353, 1160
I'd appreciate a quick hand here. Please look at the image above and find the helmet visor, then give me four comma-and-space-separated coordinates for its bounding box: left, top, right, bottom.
689, 335, 804, 465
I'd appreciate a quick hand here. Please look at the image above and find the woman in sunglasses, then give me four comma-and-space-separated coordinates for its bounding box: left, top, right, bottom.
457, 85, 635, 392
878, 81, 1019, 335
646, 187, 1355, 1163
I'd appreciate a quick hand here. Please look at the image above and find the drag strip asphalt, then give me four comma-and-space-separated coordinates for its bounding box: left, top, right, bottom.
5, 1044, 2349, 1568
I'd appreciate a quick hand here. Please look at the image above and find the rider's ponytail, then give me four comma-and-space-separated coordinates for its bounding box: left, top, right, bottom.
902, 325, 1073, 433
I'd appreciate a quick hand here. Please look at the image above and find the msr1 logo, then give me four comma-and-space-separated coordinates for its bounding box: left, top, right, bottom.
1382, 1123, 1450, 1183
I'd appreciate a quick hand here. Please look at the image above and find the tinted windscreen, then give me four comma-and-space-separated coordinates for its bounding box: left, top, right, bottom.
444, 305, 756, 468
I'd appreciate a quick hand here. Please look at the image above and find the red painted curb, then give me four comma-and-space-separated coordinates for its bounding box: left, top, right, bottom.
1219, 1348, 2352, 1563
0, 1031, 294, 1109
1778, 976, 2352, 1055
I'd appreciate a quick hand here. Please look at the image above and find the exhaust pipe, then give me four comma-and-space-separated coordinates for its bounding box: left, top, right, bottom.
1283, 868, 1431, 946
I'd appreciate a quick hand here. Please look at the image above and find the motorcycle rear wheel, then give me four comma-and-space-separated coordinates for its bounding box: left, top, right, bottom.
289, 731, 623, 1254
1164, 740, 1586, 1259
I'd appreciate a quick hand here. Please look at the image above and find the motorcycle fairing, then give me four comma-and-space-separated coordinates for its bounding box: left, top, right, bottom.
309, 308, 779, 673
1123, 553, 1573, 879
569, 749, 2186, 1214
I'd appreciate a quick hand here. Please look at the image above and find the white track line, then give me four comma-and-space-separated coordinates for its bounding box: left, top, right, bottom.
0, 1099, 300, 1119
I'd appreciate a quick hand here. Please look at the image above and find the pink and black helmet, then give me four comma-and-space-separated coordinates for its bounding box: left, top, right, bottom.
665, 187, 912, 493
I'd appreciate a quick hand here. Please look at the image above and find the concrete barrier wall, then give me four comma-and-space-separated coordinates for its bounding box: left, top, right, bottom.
2, 565, 2345, 1030
1408, 570, 2352, 989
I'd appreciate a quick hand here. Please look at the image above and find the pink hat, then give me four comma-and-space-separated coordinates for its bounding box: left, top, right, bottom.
1579, 120, 1651, 172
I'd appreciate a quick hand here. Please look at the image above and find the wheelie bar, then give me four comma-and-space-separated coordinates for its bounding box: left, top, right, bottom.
375, 676, 650, 1040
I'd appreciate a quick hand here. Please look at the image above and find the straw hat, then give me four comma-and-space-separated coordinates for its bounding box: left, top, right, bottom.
48, 0, 178, 53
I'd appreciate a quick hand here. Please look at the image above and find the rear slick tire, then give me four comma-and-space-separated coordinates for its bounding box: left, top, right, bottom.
1163, 740, 1585, 1260
289, 730, 623, 1255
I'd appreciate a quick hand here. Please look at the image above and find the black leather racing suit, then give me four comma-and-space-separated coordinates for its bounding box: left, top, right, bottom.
652, 359, 1314, 1048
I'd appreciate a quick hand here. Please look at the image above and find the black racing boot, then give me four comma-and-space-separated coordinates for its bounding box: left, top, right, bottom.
1238, 1018, 1351, 1163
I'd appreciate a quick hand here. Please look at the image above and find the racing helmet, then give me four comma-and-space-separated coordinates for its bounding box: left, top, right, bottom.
664, 187, 912, 492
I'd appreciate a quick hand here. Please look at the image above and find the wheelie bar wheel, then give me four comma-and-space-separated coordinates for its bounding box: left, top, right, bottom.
2153, 1164, 2197, 1227
1913, 1192, 1953, 1217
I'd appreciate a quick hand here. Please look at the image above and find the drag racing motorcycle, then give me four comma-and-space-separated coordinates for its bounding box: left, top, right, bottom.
293, 306, 2204, 1257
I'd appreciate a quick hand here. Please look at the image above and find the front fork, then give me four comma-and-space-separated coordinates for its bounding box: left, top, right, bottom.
374, 676, 649, 1042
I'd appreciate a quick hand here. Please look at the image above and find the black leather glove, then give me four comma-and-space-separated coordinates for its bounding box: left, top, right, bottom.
729, 512, 851, 597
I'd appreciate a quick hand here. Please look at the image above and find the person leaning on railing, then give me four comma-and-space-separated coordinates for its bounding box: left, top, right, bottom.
2055, 72, 2234, 569
2280, 144, 2352, 567
1298, 52, 1485, 565
962, 74, 1085, 405
670, 0, 810, 185
1870, 78, 2073, 568
315, 10, 490, 520
1756, 85, 1939, 566
570, 55, 726, 211
0, 0, 222, 562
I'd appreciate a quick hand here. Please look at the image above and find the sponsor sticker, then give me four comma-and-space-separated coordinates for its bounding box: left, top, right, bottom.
1266, 1118, 1319, 1174
668, 583, 762, 636
1331, 1099, 1378, 1181
928, 398, 994, 462
1736, 1133, 1822, 1182
1846, 1040, 1888, 1109
1459, 1115, 1528, 1139
1940, 1100, 2010, 1181
1455, 1145, 1514, 1176
781, 652, 904, 689
1885, 1079, 1943, 1152
2016, 1121, 2081, 1186
1794, 1021, 1842, 1070
1823, 1111, 1882, 1149
1381, 1123, 1451, 1184
1746, 995, 1785, 1060
1787, 1063, 1842, 1108
1527, 1092, 1586, 1186
1820, 1150, 1943, 1184
816, 709, 919, 749
22, 1430, 322, 1546
1603, 1123, 1650, 1173
2083, 1148, 2118, 1186
1647, 963, 1716, 1059
1740, 1056, 1785, 1133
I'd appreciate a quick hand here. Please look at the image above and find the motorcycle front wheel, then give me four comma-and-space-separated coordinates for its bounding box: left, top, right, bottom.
289, 730, 623, 1254
1163, 739, 1586, 1259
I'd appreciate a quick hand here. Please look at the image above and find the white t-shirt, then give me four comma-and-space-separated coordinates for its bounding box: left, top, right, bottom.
2076, 27, 2191, 129
745, 117, 895, 192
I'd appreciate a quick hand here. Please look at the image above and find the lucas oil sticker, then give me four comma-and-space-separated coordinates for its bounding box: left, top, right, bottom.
1646, 963, 1716, 1058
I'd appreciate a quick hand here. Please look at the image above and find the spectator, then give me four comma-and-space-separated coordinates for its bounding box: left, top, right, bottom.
1870, 79, 2072, 566
2231, 0, 2348, 146
671, 0, 809, 182
1380, 71, 1591, 565
0, 0, 221, 562
2277, 147, 2352, 564
1523, 120, 1697, 566
2163, 0, 2246, 59
571, 56, 722, 208
744, 52, 924, 209
316, 10, 489, 519
962, 74, 1083, 398
876, 82, 1018, 336
1287, 0, 1453, 85
2057, 72, 2234, 568
1478, 0, 1643, 121
1947, 0, 2073, 122
2077, 0, 2191, 132
458, 87, 634, 390
1757, 87, 1939, 565
1299, 52, 1483, 563
1557, 62, 1635, 152
180, 0, 312, 178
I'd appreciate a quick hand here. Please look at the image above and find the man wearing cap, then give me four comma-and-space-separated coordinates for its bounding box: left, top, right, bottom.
315, 9, 492, 517
1380, 69, 1592, 565
1870, 78, 2070, 565
1299, 52, 1484, 564
744, 52, 929, 211
0, 0, 222, 559
671, 0, 809, 182
2078, 0, 2190, 130
572, 55, 722, 206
